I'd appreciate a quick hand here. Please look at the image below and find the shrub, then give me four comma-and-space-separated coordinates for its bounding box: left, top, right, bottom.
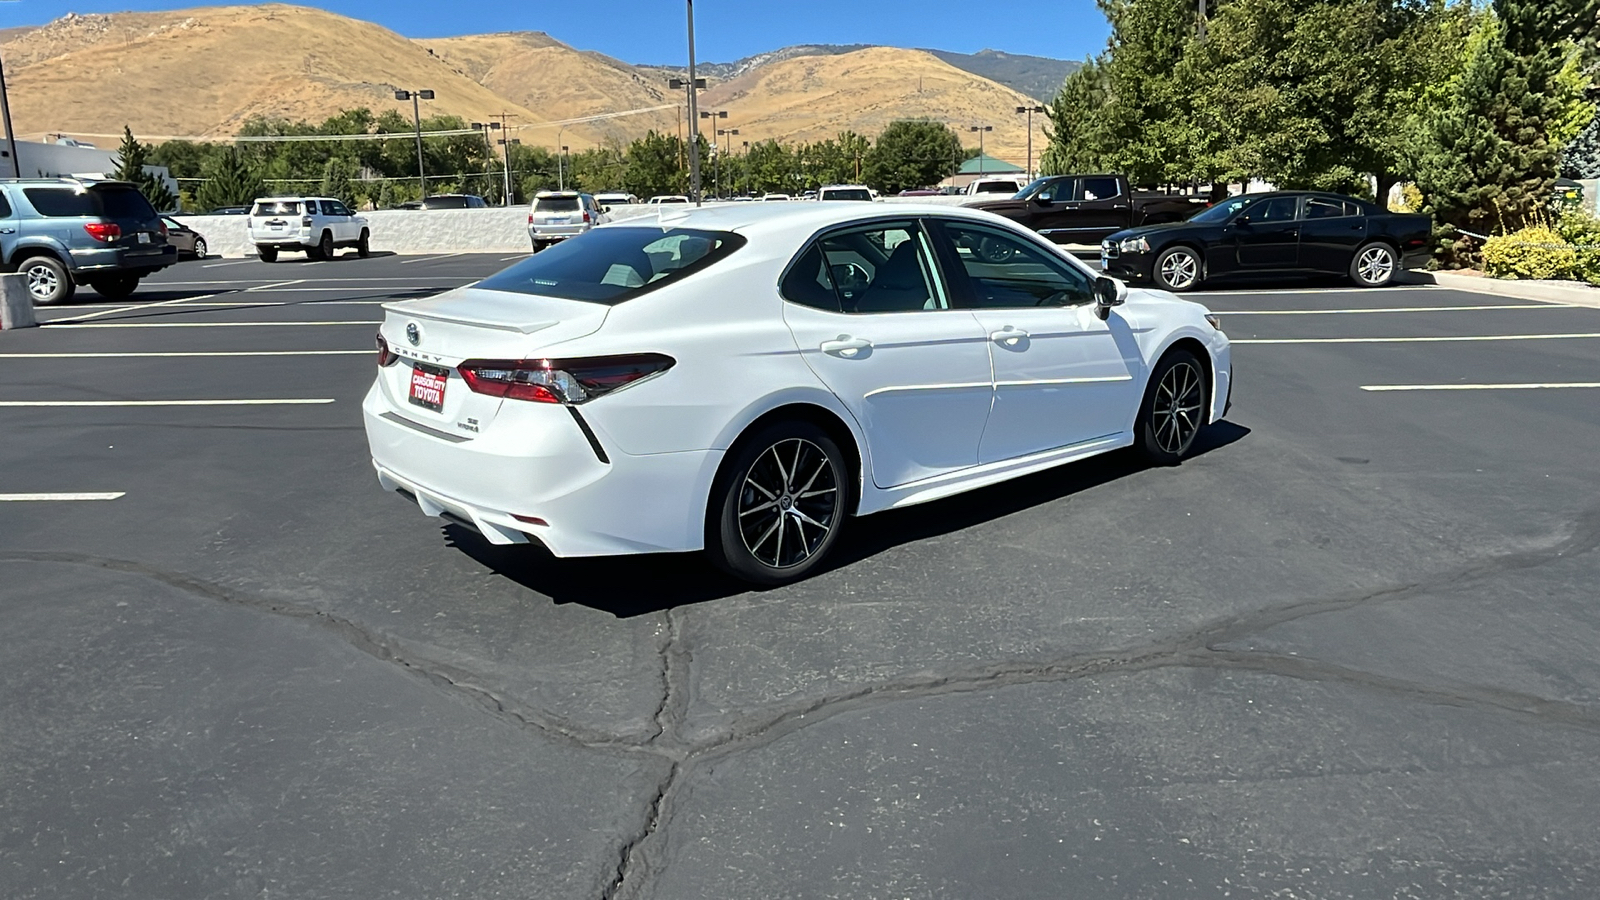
1480, 225, 1577, 280
1556, 210, 1600, 285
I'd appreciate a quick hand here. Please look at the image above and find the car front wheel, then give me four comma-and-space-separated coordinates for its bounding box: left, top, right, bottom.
1154, 246, 1203, 292
357, 230, 371, 258
1135, 349, 1209, 465
708, 421, 849, 586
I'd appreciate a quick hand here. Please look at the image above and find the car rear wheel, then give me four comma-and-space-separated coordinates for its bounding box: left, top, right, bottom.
1154, 246, 1203, 292
1135, 349, 1208, 465
357, 230, 370, 258
1350, 242, 1397, 287
20, 256, 74, 305
314, 231, 334, 260
257, 246, 278, 263
89, 274, 140, 300
708, 421, 849, 586
192, 238, 207, 259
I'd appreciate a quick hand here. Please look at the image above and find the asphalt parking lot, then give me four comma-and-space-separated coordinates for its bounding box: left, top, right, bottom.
3, 252, 1600, 899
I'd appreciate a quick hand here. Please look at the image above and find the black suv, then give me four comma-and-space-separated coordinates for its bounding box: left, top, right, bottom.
0, 178, 178, 304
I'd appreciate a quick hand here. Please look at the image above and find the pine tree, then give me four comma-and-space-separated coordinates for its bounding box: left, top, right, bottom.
319, 157, 356, 208
113, 126, 177, 212
1563, 109, 1600, 179
194, 149, 265, 213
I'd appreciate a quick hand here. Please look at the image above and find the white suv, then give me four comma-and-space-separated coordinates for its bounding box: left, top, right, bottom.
248, 197, 370, 262
529, 191, 610, 251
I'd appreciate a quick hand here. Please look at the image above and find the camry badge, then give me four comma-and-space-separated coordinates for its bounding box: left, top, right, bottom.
405, 322, 421, 346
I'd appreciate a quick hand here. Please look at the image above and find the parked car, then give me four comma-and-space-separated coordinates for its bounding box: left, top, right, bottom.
363, 203, 1231, 584
418, 194, 489, 210
898, 189, 941, 197
205, 206, 249, 216
968, 173, 1207, 246
594, 192, 640, 207
528, 191, 609, 251
760, 193, 792, 202
964, 176, 1029, 196
0, 177, 178, 303
248, 197, 370, 262
818, 185, 874, 202
161, 215, 208, 259
1100, 191, 1434, 291
648, 195, 691, 205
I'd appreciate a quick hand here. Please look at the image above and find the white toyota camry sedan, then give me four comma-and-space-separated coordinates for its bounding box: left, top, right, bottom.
364, 203, 1232, 584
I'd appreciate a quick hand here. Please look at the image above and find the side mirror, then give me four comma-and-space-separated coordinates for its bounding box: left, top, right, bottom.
1094, 276, 1126, 321
1033, 195, 1053, 206
1235, 214, 1252, 226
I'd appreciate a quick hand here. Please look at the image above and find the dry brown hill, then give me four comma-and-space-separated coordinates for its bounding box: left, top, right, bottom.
0, 5, 608, 145
423, 32, 682, 149
700, 47, 1044, 167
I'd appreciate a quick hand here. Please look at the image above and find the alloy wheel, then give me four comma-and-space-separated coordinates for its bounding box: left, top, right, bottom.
1160, 251, 1200, 290
25, 263, 59, 301
737, 438, 840, 570
1151, 361, 1204, 455
1357, 246, 1394, 285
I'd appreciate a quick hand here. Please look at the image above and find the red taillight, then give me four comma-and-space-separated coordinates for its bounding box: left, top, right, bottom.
528, 214, 535, 224
301, 216, 313, 227
376, 333, 399, 367
582, 210, 591, 224
157, 220, 169, 237
457, 354, 675, 404
83, 222, 121, 242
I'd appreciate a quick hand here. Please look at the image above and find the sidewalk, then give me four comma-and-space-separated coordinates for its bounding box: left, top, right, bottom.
1399, 269, 1600, 310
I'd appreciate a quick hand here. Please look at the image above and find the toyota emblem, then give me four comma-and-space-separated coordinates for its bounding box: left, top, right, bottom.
405, 322, 421, 346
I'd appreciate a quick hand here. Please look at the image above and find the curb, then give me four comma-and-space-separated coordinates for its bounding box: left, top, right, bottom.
1397, 269, 1600, 310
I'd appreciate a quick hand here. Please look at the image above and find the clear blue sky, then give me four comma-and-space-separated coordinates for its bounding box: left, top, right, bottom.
0, 0, 1111, 64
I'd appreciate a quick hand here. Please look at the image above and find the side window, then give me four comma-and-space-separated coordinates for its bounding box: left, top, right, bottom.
780, 243, 842, 312
1304, 198, 1350, 219
1079, 177, 1121, 201
330, 201, 351, 216
0, 191, 12, 217
816, 223, 947, 314
937, 221, 1096, 309
305, 200, 322, 215
1037, 179, 1075, 202
1254, 197, 1299, 222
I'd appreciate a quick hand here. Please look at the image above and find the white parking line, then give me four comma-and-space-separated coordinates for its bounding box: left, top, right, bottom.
1234, 333, 1600, 344
201, 260, 254, 268
0, 399, 336, 407
1361, 382, 1600, 392
0, 492, 125, 501
44, 292, 229, 324
1191, 286, 1439, 296
0, 351, 369, 359
45, 321, 380, 328
1216, 304, 1572, 316
400, 252, 468, 265
244, 279, 305, 292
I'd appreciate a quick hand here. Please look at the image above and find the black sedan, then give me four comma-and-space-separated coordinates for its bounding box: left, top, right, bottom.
1100, 192, 1432, 291
161, 216, 208, 259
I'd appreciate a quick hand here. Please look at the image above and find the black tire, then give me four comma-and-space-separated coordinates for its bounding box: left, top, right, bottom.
530, 239, 545, 253
1134, 349, 1209, 465
1350, 242, 1397, 287
315, 230, 334, 260
357, 230, 371, 258
192, 238, 207, 259
257, 246, 278, 263
19, 255, 74, 305
1153, 246, 1204, 292
707, 420, 850, 586
89, 274, 140, 300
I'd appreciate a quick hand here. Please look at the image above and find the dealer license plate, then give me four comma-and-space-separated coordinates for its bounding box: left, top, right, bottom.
408, 363, 448, 412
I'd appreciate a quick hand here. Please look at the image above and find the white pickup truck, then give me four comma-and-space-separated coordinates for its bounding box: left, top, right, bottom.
248, 197, 370, 262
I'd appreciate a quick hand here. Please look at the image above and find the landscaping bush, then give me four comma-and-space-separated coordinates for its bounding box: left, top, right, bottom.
1480, 225, 1577, 280
1556, 210, 1600, 286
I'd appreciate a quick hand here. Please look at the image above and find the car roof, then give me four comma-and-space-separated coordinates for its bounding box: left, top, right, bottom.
255, 196, 334, 202
536, 190, 582, 198
597, 201, 1023, 240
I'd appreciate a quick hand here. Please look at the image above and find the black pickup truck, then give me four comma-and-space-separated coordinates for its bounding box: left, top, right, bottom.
965, 174, 1209, 245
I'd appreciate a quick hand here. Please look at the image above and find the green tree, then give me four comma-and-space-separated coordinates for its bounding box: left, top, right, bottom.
319, 157, 357, 207
194, 148, 265, 212
621, 131, 688, 197
862, 120, 963, 193
112, 126, 177, 212
1564, 109, 1600, 178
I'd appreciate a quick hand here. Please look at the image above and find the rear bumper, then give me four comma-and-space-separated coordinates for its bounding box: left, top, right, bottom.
67, 244, 177, 277
362, 382, 723, 557
250, 228, 314, 248
529, 225, 589, 240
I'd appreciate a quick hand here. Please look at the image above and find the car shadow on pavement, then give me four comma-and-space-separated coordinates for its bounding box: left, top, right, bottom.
448, 420, 1251, 618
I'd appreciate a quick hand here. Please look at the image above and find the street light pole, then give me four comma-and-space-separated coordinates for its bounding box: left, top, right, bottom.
1016, 105, 1045, 180
685, 1, 704, 205
556, 125, 568, 190
969, 124, 993, 177
395, 89, 435, 199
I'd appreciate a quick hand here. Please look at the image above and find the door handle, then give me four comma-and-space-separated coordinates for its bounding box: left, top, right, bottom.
820, 337, 872, 358
0, 228, 14, 234
990, 328, 1029, 345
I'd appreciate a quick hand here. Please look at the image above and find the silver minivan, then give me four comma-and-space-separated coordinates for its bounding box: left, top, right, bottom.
527, 191, 609, 251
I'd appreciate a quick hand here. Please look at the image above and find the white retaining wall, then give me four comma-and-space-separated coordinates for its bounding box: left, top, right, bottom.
177, 196, 981, 258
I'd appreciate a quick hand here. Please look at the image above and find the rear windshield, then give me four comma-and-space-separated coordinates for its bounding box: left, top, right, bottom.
475, 227, 745, 305
95, 187, 158, 220
821, 189, 873, 202
972, 181, 1018, 194
252, 201, 301, 216
535, 197, 580, 212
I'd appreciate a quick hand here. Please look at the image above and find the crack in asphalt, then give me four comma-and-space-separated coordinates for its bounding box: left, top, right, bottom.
7, 506, 1599, 899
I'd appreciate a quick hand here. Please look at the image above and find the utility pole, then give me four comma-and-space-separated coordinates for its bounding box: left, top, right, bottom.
472, 114, 519, 205
1016, 106, 1045, 180
685, 1, 702, 205
970, 124, 993, 178
395, 89, 435, 199
0, 50, 21, 178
